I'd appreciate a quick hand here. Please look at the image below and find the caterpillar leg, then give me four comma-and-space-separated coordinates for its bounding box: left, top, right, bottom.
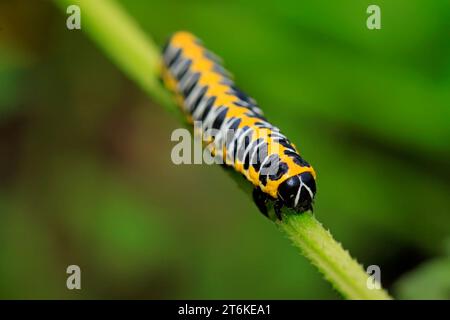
252, 187, 270, 218
274, 200, 284, 220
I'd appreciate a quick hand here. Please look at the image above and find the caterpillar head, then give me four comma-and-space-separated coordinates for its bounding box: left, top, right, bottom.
277, 172, 316, 213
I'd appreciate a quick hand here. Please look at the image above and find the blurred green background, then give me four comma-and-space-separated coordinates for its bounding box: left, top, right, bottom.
0, 0, 449, 299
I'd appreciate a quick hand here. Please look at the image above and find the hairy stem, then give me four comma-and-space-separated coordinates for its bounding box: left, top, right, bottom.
279, 212, 391, 299
54, 0, 392, 300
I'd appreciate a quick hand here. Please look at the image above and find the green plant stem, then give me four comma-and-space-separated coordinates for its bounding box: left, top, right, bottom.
279, 212, 391, 299
55, 0, 174, 110
54, 0, 392, 300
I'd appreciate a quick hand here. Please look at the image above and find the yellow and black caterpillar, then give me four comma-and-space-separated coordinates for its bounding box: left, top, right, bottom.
161, 32, 317, 219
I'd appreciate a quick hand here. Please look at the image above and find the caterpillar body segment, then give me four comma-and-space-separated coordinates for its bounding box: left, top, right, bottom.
161, 31, 317, 219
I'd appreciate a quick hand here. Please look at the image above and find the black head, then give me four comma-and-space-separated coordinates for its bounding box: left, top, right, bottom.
277, 172, 316, 213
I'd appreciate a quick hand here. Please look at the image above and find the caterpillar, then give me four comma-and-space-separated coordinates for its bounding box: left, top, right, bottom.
161, 31, 317, 220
